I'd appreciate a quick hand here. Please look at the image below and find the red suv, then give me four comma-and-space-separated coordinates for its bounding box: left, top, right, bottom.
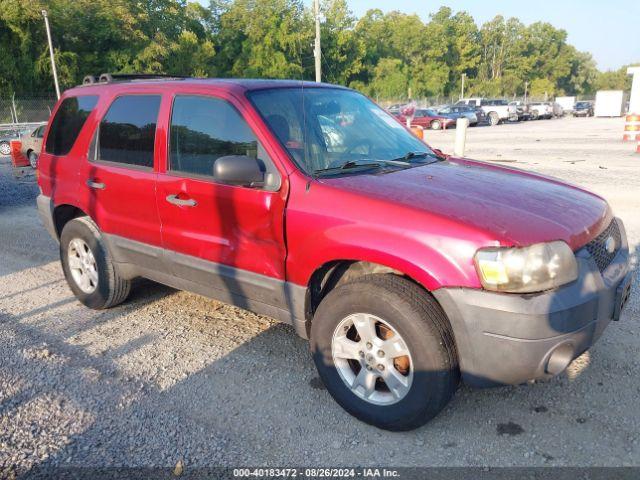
37, 76, 633, 431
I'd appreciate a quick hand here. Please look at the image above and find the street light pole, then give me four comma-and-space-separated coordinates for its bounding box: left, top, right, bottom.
314, 0, 321, 83
460, 73, 466, 100
42, 10, 60, 99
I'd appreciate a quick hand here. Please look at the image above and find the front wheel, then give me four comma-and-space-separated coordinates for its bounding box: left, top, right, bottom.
0, 141, 10, 156
60, 216, 131, 309
310, 274, 459, 431
28, 151, 38, 169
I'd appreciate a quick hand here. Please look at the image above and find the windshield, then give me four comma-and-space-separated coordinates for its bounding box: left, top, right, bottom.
249, 87, 435, 175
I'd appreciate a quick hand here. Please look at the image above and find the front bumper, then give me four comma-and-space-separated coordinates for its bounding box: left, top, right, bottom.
433, 221, 632, 388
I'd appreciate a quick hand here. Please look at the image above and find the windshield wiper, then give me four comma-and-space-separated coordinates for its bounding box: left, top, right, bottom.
313, 159, 410, 177
393, 151, 442, 163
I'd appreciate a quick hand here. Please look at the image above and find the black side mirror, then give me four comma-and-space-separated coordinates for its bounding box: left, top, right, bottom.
213, 155, 265, 187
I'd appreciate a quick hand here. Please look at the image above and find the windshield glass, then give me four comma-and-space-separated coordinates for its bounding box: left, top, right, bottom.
249, 87, 435, 175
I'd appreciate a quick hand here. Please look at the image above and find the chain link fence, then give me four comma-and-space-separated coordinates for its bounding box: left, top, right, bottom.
0, 96, 57, 127
378, 94, 598, 112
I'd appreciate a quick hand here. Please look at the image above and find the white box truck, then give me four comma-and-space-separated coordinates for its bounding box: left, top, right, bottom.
594, 90, 624, 117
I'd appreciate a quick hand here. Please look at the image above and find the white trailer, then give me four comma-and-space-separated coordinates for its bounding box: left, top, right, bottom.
555, 96, 576, 113
594, 90, 625, 117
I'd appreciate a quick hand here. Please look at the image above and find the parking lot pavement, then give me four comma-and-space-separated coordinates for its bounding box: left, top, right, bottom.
0, 116, 638, 474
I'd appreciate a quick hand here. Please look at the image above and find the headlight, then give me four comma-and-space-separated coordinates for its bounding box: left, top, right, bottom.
474, 241, 578, 293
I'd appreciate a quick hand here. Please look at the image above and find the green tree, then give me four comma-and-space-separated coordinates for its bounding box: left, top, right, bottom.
595, 64, 638, 91
211, 0, 309, 79
318, 0, 364, 86
370, 58, 407, 100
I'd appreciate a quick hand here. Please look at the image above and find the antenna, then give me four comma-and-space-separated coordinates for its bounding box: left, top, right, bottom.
314, 0, 321, 83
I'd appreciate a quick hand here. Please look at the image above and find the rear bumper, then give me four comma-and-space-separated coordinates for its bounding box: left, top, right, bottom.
37, 194, 57, 241
433, 221, 632, 388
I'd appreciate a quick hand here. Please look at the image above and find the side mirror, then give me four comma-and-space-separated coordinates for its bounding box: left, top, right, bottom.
213, 155, 265, 187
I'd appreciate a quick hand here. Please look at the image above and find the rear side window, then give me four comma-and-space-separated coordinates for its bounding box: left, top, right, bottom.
45, 96, 98, 155
97, 95, 161, 168
169, 95, 262, 177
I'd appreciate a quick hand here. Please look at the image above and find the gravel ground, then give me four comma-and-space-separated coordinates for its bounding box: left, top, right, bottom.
0, 116, 638, 475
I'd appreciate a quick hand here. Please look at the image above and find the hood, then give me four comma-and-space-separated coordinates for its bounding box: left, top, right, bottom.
320, 159, 611, 250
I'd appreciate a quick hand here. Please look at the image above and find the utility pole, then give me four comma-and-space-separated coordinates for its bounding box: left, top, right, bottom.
42, 10, 60, 99
460, 73, 466, 100
314, 0, 321, 83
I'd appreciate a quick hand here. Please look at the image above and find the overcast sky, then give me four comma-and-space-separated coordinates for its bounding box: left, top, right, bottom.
200, 0, 640, 71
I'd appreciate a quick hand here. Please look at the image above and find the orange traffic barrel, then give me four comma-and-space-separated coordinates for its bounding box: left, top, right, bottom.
10, 140, 29, 167
623, 114, 640, 141
410, 125, 424, 140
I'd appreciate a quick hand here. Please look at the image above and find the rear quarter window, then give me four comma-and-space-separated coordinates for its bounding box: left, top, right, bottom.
45, 96, 98, 155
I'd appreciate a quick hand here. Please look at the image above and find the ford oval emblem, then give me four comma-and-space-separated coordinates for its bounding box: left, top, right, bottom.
605, 236, 616, 254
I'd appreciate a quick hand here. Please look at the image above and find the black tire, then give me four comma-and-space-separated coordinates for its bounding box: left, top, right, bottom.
60, 216, 131, 309
310, 274, 459, 431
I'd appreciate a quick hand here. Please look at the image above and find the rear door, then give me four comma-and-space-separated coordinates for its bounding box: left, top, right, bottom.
78, 93, 164, 267
155, 92, 288, 306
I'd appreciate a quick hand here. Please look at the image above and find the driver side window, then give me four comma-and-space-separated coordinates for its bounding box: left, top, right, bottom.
169, 95, 278, 188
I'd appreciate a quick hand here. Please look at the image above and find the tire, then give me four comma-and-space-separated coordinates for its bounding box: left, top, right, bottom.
430, 120, 441, 130
28, 151, 38, 169
0, 141, 10, 156
310, 274, 459, 431
530, 110, 539, 120
488, 112, 500, 126
60, 216, 131, 309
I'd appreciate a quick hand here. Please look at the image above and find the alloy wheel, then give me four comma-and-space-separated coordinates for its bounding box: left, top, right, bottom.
28, 151, 38, 169
67, 238, 98, 294
331, 313, 413, 406
0, 142, 10, 156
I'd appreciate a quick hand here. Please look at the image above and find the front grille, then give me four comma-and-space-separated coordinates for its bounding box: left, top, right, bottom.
584, 219, 621, 272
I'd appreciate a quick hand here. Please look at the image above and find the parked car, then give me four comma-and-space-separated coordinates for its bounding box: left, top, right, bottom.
528, 102, 555, 120
509, 101, 531, 121
436, 105, 481, 126
395, 108, 456, 130
456, 98, 518, 126
573, 101, 594, 117
20, 123, 47, 168
552, 102, 564, 117
0, 127, 29, 156
37, 76, 633, 431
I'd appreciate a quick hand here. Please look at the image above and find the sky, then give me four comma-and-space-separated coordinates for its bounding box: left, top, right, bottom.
199, 0, 640, 71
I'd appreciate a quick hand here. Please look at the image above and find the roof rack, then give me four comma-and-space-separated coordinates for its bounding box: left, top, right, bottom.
81, 73, 189, 86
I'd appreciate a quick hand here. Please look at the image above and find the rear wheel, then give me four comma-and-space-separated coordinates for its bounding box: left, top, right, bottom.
60, 216, 131, 309
488, 112, 500, 126
530, 110, 539, 120
430, 120, 442, 130
310, 274, 459, 431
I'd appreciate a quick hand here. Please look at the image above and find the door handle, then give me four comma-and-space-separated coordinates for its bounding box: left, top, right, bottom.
87, 179, 106, 190
166, 194, 197, 207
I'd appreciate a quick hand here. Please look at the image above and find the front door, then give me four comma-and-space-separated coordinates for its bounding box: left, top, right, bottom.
155, 93, 288, 308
